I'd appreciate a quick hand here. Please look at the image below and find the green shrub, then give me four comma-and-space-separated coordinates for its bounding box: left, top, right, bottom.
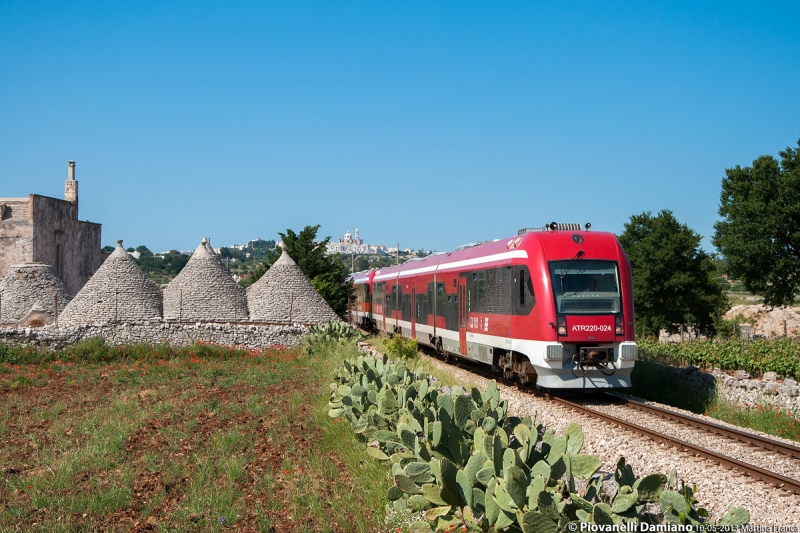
385, 334, 419, 361
639, 337, 800, 380
328, 354, 749, 531
0, 342, 51, 365
63, 337, 117, 362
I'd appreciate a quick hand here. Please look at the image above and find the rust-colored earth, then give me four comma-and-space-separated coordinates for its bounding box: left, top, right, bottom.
0, 359, 362, 532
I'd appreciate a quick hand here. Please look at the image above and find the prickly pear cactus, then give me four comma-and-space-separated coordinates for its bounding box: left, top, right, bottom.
305, 321, 362, 354
329, 354, 750, 532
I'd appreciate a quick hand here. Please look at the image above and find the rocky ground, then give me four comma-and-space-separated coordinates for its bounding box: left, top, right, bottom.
725, 304, 800, 337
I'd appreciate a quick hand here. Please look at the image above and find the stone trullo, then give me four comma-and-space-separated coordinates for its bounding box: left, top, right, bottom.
163, 238, 248, 322
59, 240, 163, 325
247, 249, 338, 324
0, 262, 72, 326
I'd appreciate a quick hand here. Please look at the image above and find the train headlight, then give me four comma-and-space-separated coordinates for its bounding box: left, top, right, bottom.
615, 315, 624, 335
557, 316, 567, 336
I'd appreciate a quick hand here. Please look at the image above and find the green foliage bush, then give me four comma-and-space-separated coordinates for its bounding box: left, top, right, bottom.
639, 338, 800, 380
385, 335, 419, 361
328, 354, 748, 531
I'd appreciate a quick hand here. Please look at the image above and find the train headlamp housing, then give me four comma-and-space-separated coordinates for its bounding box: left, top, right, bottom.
556, 316, 567, 336
615, 315, 624, 336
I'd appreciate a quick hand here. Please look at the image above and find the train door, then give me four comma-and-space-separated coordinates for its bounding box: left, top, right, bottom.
411, 283, 417, 339
458, 277, 467, 355
383, 287, 388, 332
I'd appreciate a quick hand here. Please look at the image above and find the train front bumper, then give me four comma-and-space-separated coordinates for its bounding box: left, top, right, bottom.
528, 340, 637, 389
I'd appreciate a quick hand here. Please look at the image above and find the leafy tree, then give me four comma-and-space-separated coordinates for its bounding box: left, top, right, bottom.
132, 248, 189, 282
242, 225, 352, 317
354, 256, 370, 272
618, 210, 728, 337
101, 245, 114, 253
712, 138, 800, 307
218, 247, 233, 260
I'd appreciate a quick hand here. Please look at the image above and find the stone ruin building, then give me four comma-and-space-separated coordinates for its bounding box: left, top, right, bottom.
0, 161, 102, 296
59, 240, 163, 326
247, 250, 338, 323
163, 239, 250, 322
0, 262, 72, 327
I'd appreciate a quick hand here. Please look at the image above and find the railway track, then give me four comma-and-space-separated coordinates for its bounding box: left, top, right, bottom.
603, 393, 800, 460
531, 388, 800, 495
419, 347, 800, 495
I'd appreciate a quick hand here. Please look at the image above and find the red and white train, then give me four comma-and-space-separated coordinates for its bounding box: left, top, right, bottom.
348, 223, 638, 389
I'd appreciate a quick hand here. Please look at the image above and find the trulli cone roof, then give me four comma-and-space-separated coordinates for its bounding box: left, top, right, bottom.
59, 241, 163, 325
247, 250, 338, 323
0, 263, 72, 323
163, 238, 248, 321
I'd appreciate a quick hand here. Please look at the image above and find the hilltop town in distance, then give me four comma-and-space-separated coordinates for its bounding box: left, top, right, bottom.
117, 228, 431, 285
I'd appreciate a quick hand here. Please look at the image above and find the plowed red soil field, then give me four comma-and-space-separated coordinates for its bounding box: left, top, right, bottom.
0, 344, 386, 532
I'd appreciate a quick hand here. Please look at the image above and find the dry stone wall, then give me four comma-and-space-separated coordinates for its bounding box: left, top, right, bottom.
163, 240, 249, 322
0, 263, 72, 323
672, 365, 800, 413
0, 322, 309, 351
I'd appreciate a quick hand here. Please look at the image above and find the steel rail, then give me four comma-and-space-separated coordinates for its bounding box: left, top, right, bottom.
528, 389, 800, 495
603, 393, 800, 460
439, 354, 800, 496
366, 338, 800, 494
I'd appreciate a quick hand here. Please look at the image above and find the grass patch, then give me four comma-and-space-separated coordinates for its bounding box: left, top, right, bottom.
706, 401, 800, 440
0, 339, 393, 532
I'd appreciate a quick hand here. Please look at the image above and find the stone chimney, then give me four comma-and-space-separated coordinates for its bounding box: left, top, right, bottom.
65, 161, 78, 205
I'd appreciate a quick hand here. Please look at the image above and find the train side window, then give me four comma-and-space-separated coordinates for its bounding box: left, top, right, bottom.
453, 278, 457, 288
513, 266, 536, 315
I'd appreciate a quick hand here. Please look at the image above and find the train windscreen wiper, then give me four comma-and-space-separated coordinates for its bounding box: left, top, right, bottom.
559, 250, 585, 293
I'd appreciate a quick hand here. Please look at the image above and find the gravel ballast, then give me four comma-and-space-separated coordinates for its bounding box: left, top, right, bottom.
424, 357, 800, 527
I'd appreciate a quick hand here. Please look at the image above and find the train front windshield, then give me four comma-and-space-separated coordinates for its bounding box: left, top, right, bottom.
548, 260, 622, 314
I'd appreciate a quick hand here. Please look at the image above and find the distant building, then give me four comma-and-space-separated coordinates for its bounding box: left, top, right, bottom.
326, 228, 388, 255
0, 161, 102, 295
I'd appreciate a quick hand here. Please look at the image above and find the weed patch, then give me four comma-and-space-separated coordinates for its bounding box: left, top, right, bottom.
0, 340, 390, 531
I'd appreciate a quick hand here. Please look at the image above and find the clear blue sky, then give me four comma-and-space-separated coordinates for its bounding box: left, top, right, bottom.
2, 1, 798, 254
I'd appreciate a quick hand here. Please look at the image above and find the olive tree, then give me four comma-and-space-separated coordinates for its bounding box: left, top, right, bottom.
712, 138, 800, 307
619, 210, 728, 337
